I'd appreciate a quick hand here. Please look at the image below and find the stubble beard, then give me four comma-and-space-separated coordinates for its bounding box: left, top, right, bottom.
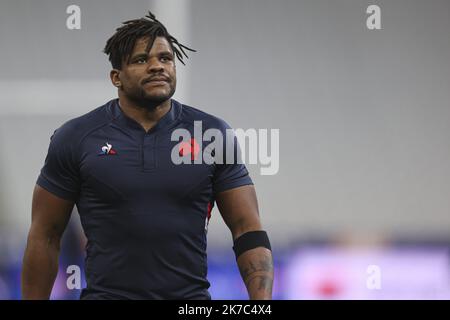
126, 82, 176, 111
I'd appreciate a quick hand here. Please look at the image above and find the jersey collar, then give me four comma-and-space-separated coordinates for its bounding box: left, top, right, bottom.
108, 98, 182, 133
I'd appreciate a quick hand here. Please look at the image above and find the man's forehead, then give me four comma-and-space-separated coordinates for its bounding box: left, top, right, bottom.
133, 36, 173, 53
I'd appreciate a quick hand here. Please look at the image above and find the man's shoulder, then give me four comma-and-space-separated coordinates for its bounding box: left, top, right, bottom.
179, 102, 232, 130
50, 100, 113, 144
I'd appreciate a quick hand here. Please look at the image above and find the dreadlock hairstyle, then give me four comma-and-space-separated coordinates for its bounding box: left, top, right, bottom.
103, 11, 195, 69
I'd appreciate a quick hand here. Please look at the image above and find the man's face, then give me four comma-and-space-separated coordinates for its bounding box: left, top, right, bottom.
116, 36, 177, 107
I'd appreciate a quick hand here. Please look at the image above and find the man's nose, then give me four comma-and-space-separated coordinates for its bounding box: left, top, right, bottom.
147, 58, 164, 73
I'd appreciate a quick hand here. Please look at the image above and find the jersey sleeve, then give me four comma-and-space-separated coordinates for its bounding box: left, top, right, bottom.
212, 120, 253, 195
36, 123, 81, 201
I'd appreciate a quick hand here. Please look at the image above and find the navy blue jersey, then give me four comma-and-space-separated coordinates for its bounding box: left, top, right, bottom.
37, 99, 253, 300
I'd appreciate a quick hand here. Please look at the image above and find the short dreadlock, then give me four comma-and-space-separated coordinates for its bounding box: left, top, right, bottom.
103, 11, 195, 69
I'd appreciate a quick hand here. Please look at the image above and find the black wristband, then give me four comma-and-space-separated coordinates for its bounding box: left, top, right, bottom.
233, 230, 271, 259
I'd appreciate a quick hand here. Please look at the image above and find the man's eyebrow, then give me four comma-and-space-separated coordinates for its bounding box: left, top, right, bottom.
130, 51, 173, 60
157, 50, 174, 56
130, 53, 149, 60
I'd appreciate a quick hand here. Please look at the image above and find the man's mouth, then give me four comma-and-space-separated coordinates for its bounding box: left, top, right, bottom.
143, 76, 170, 85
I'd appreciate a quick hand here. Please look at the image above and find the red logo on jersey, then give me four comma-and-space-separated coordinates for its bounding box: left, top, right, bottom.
179, 138, 200, 160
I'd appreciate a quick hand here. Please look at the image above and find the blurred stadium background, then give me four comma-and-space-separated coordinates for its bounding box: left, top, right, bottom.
1, 0, 450, 299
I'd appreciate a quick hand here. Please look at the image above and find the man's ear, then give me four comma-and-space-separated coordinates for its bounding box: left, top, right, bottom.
110, 69, 121, 88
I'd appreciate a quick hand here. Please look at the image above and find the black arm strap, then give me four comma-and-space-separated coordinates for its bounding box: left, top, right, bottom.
233, 230, 271, 259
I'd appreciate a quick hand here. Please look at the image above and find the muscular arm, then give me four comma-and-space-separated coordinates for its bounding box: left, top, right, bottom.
216, 185, 274, 300
21, 185, 74, 299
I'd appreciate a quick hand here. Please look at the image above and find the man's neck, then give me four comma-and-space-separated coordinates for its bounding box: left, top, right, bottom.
118, 94, 171, 132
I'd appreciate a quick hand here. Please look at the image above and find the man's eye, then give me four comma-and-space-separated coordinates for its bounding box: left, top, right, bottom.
161, 56, 172, 62
136, 58, 147, 64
